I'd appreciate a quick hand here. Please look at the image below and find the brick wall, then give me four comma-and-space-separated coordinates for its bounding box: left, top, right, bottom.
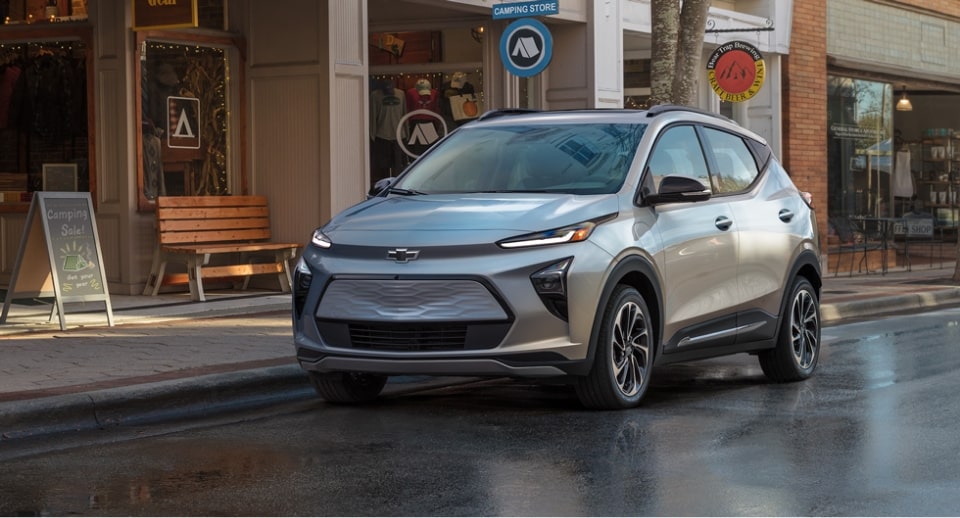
784, 0, 828, 239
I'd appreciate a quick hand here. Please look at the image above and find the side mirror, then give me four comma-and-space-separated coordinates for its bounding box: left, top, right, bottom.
646, 176, 711, 205
368, 177, 396, 198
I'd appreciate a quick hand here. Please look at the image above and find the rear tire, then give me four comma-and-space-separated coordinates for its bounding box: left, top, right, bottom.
575, 285, 654, 410
759, 277, 820, 382
308, 371, 387, 404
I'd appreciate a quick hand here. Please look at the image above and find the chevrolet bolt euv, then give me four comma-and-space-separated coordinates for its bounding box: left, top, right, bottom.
292, 105, 822, 409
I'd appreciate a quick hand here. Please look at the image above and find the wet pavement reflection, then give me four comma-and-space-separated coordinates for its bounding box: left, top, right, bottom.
2, 308, 960, 516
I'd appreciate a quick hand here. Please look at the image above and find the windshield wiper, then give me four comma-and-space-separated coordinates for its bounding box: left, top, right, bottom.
387, 187, 428, 196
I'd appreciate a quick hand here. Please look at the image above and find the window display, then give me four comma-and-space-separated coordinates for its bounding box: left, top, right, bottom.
0, 38, 90, 204
137, 37, 234, 206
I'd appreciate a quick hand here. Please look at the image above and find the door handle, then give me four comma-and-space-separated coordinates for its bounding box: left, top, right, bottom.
779, 209, 794, 222
715, 216, 732, 231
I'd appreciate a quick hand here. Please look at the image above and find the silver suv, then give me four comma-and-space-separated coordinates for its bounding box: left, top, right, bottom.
292, 105, 821, 409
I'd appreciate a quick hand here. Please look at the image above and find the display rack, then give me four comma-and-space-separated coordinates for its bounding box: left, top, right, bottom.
919, 133, 960, 230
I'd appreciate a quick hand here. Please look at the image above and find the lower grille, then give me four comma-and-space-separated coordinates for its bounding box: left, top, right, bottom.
349, 323, 468, 351
316, 320, 512, 351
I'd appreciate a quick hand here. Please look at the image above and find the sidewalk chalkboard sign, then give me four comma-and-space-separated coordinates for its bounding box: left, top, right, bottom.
1, 192, 114, 330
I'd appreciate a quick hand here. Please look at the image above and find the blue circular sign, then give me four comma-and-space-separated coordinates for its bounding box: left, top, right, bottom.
499, 17, 553, 78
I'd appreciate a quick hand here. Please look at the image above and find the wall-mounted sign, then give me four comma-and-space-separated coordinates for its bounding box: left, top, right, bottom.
133, 0, 198, 31
500, 18, 553, 78
1, 193, 113, 331
706, 40, 766, 102
492, 0, 559, 20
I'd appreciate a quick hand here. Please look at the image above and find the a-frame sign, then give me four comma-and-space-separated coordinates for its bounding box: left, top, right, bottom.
1, 192, 114, 331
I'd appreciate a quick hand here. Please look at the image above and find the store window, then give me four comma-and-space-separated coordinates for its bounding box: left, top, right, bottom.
368, 29, 485, 185
827, 77, 894, 221
1, 0, 89, 23
623, 58, 650, 109
0, 27, 92, 208
136, 33, 239, 209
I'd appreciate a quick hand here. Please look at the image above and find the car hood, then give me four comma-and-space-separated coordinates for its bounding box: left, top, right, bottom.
323, 193, 619, 244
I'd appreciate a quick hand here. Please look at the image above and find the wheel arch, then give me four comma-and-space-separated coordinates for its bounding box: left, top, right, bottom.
772, 248, 823, 339
585, 255, 664, 369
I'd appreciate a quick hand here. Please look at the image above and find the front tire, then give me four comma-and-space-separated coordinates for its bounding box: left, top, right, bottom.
759, 276, 820, 382
576, 285, 654, 410
308, 371, 387, 404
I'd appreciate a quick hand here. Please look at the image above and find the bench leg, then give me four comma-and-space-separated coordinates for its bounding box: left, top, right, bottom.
143, 248, 167, 296
277, 250, 295, 293
185, 255, 208, 302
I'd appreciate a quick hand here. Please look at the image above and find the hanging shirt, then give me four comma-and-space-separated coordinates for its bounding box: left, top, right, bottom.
370, 87, 407, 141
893, 150, 914, 198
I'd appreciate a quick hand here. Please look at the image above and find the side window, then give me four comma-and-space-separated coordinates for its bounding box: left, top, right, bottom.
703, 127, 760, 194
646, 125, 711, 190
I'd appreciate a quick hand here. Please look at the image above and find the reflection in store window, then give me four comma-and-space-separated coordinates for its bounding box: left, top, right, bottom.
140, 40, 230, 199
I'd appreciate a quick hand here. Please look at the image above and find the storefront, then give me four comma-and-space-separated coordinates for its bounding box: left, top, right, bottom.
0, 0, 794, 297
826, 0, 960, 270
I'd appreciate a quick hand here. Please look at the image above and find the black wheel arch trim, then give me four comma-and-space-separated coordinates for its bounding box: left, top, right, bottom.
772, 249, 823, 341
583, 255, 664, 373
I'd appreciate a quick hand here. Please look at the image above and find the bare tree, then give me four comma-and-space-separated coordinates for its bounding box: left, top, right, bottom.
649, 0, 712, 107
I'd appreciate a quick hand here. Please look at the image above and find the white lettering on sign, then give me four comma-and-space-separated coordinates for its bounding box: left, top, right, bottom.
147, 0, 178, 6
494, 5, 529, 16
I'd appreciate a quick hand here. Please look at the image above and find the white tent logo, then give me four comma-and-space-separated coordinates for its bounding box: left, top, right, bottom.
512, 37, 541, 59
173, 108, 195, 138
407, 122, 440, 146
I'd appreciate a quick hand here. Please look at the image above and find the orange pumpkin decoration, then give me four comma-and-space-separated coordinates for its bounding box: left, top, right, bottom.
463, 100, 478, 117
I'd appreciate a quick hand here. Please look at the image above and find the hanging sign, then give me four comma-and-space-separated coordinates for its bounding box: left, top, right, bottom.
167, 96, 201, 149
133, 0, 198, 31
500, 18, 553, 78
706, 40, 766, 102
1, 193, 114, 331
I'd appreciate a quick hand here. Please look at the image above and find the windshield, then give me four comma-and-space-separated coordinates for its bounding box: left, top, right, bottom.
394, 122, 647, 195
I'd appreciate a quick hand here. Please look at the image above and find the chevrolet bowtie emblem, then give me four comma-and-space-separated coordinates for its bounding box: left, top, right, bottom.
387, 248, 420, 263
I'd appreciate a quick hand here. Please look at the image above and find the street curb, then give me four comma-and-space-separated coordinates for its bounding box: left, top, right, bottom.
821, 288, 960, 323
0, 365, 313, 441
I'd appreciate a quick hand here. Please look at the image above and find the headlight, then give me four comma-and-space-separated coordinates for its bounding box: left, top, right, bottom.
311, 229, 332, 248
498, 219, 607, 249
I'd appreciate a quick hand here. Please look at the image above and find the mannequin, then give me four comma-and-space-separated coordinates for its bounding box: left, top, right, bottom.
369, 80, 407, 182
440, 71, 478, 128
405, 78, 439, 120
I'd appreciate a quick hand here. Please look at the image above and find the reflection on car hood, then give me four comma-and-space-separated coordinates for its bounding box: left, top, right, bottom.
325, 193, 619, 236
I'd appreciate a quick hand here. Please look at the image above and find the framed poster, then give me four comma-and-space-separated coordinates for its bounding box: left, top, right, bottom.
42, 163, 79, 192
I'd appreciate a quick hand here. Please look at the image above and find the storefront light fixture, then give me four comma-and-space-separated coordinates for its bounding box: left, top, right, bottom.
471, 26, 485, 43
896, 85, 913, 112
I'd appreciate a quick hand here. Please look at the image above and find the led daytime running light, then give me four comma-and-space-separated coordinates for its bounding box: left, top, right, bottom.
500, 222, 596, 249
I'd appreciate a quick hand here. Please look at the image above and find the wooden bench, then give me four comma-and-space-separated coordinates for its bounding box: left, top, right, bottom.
143, 195, 301, 301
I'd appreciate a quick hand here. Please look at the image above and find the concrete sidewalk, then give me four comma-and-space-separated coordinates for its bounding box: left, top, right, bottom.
2, 264, 960, 442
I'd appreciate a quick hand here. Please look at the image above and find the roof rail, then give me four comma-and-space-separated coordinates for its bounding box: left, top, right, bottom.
645, 104, 733, 123
477, 109, 541, 121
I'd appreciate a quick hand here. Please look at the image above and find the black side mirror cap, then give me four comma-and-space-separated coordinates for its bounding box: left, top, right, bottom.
646, 175, 711, 205
368, 177, 396, 198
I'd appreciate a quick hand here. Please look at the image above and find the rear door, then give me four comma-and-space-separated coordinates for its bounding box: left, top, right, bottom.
701, 127, 797, 341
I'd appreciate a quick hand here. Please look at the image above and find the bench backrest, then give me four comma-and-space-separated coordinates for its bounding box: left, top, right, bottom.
155, 195, 273, 245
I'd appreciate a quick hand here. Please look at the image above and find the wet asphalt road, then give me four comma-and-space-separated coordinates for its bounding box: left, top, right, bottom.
2, 307, 960, 516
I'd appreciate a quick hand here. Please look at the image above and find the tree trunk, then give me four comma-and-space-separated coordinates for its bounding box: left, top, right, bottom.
649, 0, 679, 106
674, 0, 712, 106
649, 0, 712, 107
